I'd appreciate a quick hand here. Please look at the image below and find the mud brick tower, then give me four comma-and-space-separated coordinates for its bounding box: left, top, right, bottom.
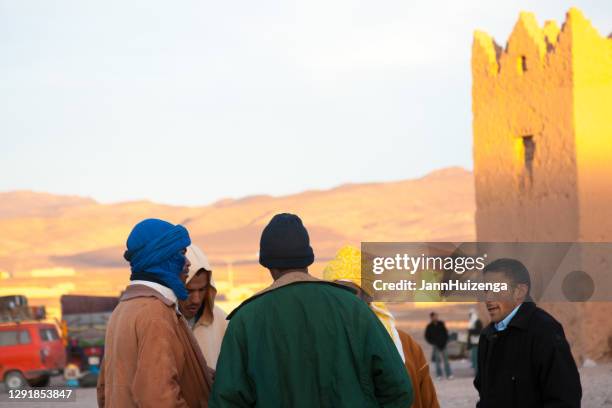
472, 8, 612, 360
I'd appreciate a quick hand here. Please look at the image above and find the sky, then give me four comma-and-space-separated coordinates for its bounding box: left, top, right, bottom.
1, 0, 610, 205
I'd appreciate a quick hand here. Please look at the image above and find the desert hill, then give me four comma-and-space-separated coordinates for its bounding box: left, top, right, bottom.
0, 167, 475, 317
0, 191, 97, 219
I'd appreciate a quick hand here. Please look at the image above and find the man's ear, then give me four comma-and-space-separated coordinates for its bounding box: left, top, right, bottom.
514, 283, 529, 302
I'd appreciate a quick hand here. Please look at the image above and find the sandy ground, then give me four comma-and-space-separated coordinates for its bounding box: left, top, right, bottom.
432, 360, 612, 407
1, 362, 611, 407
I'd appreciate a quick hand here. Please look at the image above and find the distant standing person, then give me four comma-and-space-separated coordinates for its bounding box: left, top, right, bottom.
97, 219, 213, 408
474, 258, 581, 407
467, 308, 483, 375
179, 244, 228, 369
425, 312, 453, 380
210, 213, 412, 407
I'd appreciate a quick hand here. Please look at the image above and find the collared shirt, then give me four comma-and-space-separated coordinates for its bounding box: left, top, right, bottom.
494, 304, 521, 331
130, 280, 177, 305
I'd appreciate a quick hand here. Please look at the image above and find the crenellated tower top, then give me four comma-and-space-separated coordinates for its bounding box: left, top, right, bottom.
473, 8, 610, 80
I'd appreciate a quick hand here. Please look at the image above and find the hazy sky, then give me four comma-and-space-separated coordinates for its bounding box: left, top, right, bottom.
1, 1, 610, 205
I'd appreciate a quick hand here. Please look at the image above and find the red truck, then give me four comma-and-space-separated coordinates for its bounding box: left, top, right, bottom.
0, 321, 66, 390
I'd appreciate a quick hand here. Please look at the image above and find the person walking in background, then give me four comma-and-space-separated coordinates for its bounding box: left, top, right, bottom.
324, 245, 440, 408
97, 219, 213, 408
179, 244, 228, 369
474, 258, 581, 407
425, 312, 453, 380
210, 213, 412, 408
467, 308, 482, 376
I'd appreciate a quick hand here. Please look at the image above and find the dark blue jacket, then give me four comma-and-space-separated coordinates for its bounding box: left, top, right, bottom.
474, 302, 581, 407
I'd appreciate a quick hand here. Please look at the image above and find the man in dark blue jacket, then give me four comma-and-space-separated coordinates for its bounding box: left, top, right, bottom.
474, 258, 581, 407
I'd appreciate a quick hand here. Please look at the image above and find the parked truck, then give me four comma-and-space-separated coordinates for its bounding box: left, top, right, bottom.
0, 295, 66, 390
60, 295, 118, 387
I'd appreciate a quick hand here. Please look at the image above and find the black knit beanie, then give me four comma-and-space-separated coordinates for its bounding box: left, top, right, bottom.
259, 213, 315, 269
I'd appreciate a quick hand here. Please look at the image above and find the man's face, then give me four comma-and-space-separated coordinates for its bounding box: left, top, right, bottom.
484, 271, 528, 323
179, 270, 209, 319
430, 313, 438, 322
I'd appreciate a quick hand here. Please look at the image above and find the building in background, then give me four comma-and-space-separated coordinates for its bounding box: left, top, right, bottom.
472, 8, 612, 361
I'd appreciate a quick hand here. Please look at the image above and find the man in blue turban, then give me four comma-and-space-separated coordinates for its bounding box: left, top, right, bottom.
97, 219, 213, 408
124, 218, 192, 300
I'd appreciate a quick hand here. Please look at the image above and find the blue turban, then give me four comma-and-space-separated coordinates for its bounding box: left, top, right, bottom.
124, 218, 191, 300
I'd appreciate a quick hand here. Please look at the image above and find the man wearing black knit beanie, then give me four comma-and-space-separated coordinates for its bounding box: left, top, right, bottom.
210, 213, 413, 408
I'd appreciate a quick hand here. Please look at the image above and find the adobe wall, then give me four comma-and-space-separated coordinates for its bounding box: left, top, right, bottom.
473, 11, 580, 244
472, 9, 612, 361
575, 9, 612, 353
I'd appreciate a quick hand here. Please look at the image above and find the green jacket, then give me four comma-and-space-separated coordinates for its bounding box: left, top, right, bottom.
210, 273, 413, 408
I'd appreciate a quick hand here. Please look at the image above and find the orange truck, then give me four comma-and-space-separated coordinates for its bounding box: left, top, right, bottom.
0, 320, 66, 390
1, 295, 66, 390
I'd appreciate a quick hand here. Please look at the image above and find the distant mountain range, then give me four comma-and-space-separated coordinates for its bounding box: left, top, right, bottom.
0, 166, 475, 317
0, 167, 475, 272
